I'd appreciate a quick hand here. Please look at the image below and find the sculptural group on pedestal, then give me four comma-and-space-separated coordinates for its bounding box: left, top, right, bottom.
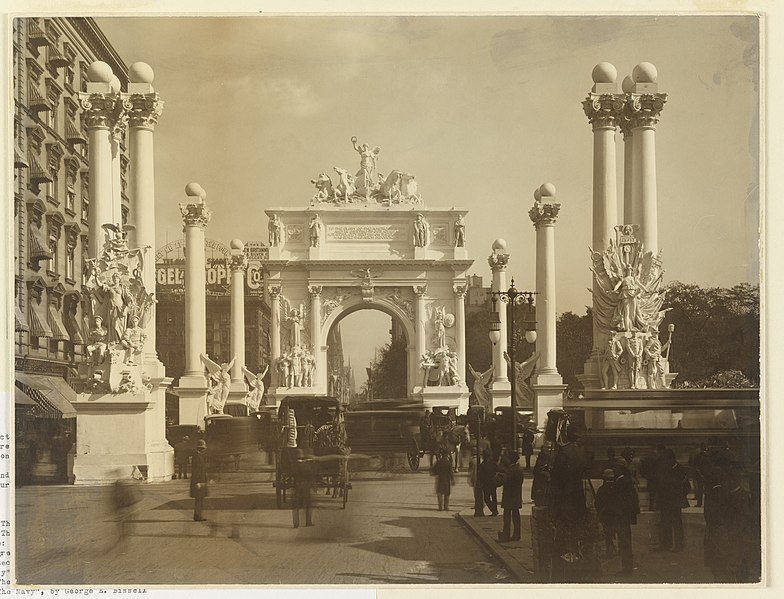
590, 225, 674, 390
420, 305, 460, 387
80, 223, 156, 394
277, 345, 316, 388
201, 354, 235, 414
242, 365, 269, 412
309, 137, 423, 206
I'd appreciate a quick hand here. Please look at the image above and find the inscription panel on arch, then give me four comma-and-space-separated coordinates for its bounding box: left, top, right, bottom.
326, 224, 407, 242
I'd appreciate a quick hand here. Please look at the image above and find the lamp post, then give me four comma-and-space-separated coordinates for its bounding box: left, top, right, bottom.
489, 278, 537, 455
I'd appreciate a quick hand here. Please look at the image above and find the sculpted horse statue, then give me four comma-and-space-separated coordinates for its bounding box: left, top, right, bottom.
333, 166, 356, 202
377, 170, 421, 204
310, 172, 334, 203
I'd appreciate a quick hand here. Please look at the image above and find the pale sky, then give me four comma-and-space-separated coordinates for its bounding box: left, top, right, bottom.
94, 14, 759, 319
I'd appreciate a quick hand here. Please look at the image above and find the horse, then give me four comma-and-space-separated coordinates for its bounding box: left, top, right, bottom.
333, 166, 356, 202
431, 422, 468, 473
310, 172, 334, 203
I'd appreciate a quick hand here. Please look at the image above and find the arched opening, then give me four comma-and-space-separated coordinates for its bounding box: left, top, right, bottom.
326, 303, 411, 405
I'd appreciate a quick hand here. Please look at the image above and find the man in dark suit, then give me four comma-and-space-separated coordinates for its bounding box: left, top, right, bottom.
478, 448, 499, 516
497, 451, 524, 542
190, 439, 208, 522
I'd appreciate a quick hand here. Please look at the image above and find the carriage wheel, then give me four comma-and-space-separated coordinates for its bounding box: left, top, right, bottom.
407, 441, 421, 471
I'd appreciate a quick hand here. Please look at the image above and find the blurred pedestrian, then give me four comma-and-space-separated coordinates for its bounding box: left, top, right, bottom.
478, 448, 500, 516
190, 439, 208, 521
708, 465, 753, 582
292, 449, 315, 528
689, 442, 710, 507
531, 445, 553, 507
431, 450, 455, 511
596, 468, 639, 575
522, 427, 535, 470
497, 451, 524, 542
174, 436, 191, 480
655, 449, 689, 551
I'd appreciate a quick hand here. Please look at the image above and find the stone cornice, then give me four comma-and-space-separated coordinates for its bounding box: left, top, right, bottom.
529, 201, 561, 227
65, 18, 129, 87
178, 202, 212, 228
582, 93, 624, 131
263, 259, 474, 270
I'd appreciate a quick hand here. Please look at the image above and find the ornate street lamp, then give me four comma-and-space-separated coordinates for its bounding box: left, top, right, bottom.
489, 278, 537, 454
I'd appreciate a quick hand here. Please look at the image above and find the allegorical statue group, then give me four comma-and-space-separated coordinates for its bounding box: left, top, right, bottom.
82, 223, 156, 394
421, 306, 462, 387
591, 225, 675, 390
309, 136, 423, 206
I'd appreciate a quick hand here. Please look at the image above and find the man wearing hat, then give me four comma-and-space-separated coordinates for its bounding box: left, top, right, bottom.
190, 439, 208, 521
596, 467, 639, 575
497, 451, 524, 542
173, 436, 191, 480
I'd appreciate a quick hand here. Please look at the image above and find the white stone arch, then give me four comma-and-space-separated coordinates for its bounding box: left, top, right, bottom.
321, 292, 418, 397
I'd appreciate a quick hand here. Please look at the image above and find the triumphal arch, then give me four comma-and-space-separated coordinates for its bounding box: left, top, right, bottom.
264, 138, 472, 412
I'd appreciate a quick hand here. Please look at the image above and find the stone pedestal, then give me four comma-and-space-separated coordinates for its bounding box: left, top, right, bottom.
72, 374, 173, 484
175, 383, 209, 426
532, 376, 567, 429
414, 384, 470, 415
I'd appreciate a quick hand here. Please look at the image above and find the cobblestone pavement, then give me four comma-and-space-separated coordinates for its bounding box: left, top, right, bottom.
15, 468, 512, 586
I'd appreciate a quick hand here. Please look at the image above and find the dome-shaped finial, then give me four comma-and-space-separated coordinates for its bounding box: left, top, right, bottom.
534, 188, 542, 201
128, 62, 154, 84
185, 182, 206, 199
622, 75, 635, 93
230, 238, 244, 251
87, 61, 113, 83
539, 182, 556, 198
632, 62, 658, 83
592, 62, 617, 84
492, 238, 507, 251
109, 75, 121, 93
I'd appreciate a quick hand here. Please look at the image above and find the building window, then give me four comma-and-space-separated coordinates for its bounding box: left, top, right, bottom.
65, 244, 75, 281
48, 233, 59, 274
81, 195, 89, 224
66, 187, 75, 215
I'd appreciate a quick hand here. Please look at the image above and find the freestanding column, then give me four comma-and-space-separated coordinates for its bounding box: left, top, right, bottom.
126, 62, 164, 357
582, 63, 621, 356
628, 62, 667, 255
309, 285, 322, 390
529, 185, 562, 378
453, 284, 467, 383
488, 240, 510, 386
79, 62, 120, 259
229, 239, 248, 385
269, 285, 282, 386
179, 183, 211, 382
414, 285, 428, 370
529, 184, 567, 427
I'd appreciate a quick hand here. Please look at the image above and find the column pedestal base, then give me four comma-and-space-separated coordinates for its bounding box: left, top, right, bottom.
174, 384, 209, 426
413, 384, 470, 414
532, 379, 567, 430
490, 380, 511, 409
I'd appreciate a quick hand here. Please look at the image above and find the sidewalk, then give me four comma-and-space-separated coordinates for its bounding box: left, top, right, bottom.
457, 505, 715, 584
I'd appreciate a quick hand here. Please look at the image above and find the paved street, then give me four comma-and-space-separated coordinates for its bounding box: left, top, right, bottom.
15, 466, 512, 586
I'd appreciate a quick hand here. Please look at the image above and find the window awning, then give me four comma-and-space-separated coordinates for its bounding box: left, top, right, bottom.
15, 386, 37, 406
48, 305, 69, 341
28, 304, 52, 338
15, 373, 77, 419
15, 304, 29, 332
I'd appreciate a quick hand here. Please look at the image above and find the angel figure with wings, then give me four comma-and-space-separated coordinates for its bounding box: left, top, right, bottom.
243, 365, 269, 412
468, 363, 494, 410
504, 351, 540, 409
201, 354, 235, 414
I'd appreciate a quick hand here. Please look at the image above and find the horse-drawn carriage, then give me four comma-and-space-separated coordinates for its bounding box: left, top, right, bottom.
273, 395, 352, 509
203, 414, 259, 471
405, 406, 467, 471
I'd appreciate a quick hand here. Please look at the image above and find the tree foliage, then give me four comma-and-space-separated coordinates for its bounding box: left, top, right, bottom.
367, 336, 408, 399
555, 308, 594, 390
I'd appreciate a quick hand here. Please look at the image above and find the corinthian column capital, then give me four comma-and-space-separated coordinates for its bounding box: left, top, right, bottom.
179, 202, 212, 228
229, 252, 248, 272
79, 92, 122, 130
625, 92, 668, 130
125, 93, 165, 130
529, 201, 562, 228
582, 93, 625, 131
